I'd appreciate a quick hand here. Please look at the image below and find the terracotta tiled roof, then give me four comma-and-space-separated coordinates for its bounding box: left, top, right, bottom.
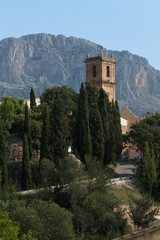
121, 107, 141, 125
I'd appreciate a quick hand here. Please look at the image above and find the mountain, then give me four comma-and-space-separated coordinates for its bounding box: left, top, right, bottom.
0, 33, 160, 116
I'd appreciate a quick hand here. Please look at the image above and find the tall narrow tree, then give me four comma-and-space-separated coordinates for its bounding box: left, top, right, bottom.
50, 94, 69, 167
0, 122, 7, 188
108, 101, 117, 164
142, 142, 158, 195
98, 88, 110, 165
113, 100, 123, 159
24, 103, 32, 158
40, 104, 50, 162
86, 84, 104, 162
30, 87, 36, 110
90, 101, 104, 161
21, 134, 32, 190
76, 83, 92, 162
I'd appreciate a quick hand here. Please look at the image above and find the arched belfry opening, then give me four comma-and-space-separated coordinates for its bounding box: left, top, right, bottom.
106, 66, 110, 77
84, 52, 116, 102
92, 66, 96, 77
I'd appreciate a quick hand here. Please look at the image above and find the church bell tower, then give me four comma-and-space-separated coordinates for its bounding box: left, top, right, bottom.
84, 49, 116, 102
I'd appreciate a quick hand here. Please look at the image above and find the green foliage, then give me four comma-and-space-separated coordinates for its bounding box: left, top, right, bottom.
141, 142, 158, 195
90, 101, 105, 162
40, 86, 78, 114
30, 119, 42, 141
76, 83, 92, 162
130, 114, 160, 194
24, 104, 32, 158
86, 85, 104, 161
59, 156, 83, 185
39, 158, 55, 187
0, 122, 8, 188
0, 96, 24, 132
8, 200, 75, 240
114, 101, 123, 159
30, 88, 36, 110
68, 181, 126, 239
10, 114, 24, 135
129, 113, 160, 154
50, 94, 69, 164
40, 104, 50, 161
0, 211, 36, 240
98, 88, 110, 165
129, 195, 159, 228
21, 134, 32, 190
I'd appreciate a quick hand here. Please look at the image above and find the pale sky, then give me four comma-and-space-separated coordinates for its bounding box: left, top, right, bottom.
1, 0, 160, 69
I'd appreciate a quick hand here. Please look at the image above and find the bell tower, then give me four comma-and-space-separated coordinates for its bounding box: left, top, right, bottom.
84, 49, 117, 102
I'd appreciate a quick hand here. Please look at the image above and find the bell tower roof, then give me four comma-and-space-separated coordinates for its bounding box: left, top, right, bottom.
84, 53, 117, 64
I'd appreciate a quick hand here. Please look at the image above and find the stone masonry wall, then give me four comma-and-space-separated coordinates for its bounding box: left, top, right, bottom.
7, 141, 40, 161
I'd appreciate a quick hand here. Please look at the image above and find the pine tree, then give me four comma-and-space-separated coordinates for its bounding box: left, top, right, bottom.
142, 142, 158, 195
98, 88, 110, 165
76, 83, 92, 162
30, 87, 36, 110
21, 134, 32, 190
0, 122, 7, 188
40, 104, 50, 162
24, 103, 32, 158
50, 93, 69, 167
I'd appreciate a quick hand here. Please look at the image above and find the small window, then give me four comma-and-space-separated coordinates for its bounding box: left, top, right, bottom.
92, 66, 96, 77
107, 66, 110, 77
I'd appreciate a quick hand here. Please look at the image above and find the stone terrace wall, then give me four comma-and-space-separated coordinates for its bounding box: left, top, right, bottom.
7, 142, 40, 161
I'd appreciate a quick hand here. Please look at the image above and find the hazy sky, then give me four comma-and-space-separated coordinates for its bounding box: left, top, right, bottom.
1, 0, 160, 69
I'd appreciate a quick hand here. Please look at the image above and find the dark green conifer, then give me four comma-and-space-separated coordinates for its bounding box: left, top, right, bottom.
24, 103, 32, 158
86, 84, 104, 162
108, 101, 117, 164
0, 122, 7, 188
76, 83, 92, 162
98, 88, 110, 165
113, 100, 123, 159
86, 84, 99, 111
50, 93, 69, 167
21, 134, 32, 190
40, 104, 50, 162
30, 87, 36, 110
90, 101, 104, 161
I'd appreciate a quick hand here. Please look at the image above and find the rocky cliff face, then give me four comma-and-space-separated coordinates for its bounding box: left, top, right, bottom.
0, 33, 160, 116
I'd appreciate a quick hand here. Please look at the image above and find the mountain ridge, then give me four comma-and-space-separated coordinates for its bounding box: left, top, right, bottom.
0, 33, 160, 116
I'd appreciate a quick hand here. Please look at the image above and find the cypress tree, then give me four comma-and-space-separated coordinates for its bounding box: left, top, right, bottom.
30, 87, 36, 110
91, 102, 105, 161
142, 142, 158, 195
113, 100, 123, 159
0, 122, 7, 188
86, 84, 99, 111
98, 88, 110, 165
40, 104, 50, 162
21, 134, 32, 190
24, 103, 32, 158
50, 93, 69, 167
86, 84, 104, 162
108, 101, 117, 164
76, 83, 92, 162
